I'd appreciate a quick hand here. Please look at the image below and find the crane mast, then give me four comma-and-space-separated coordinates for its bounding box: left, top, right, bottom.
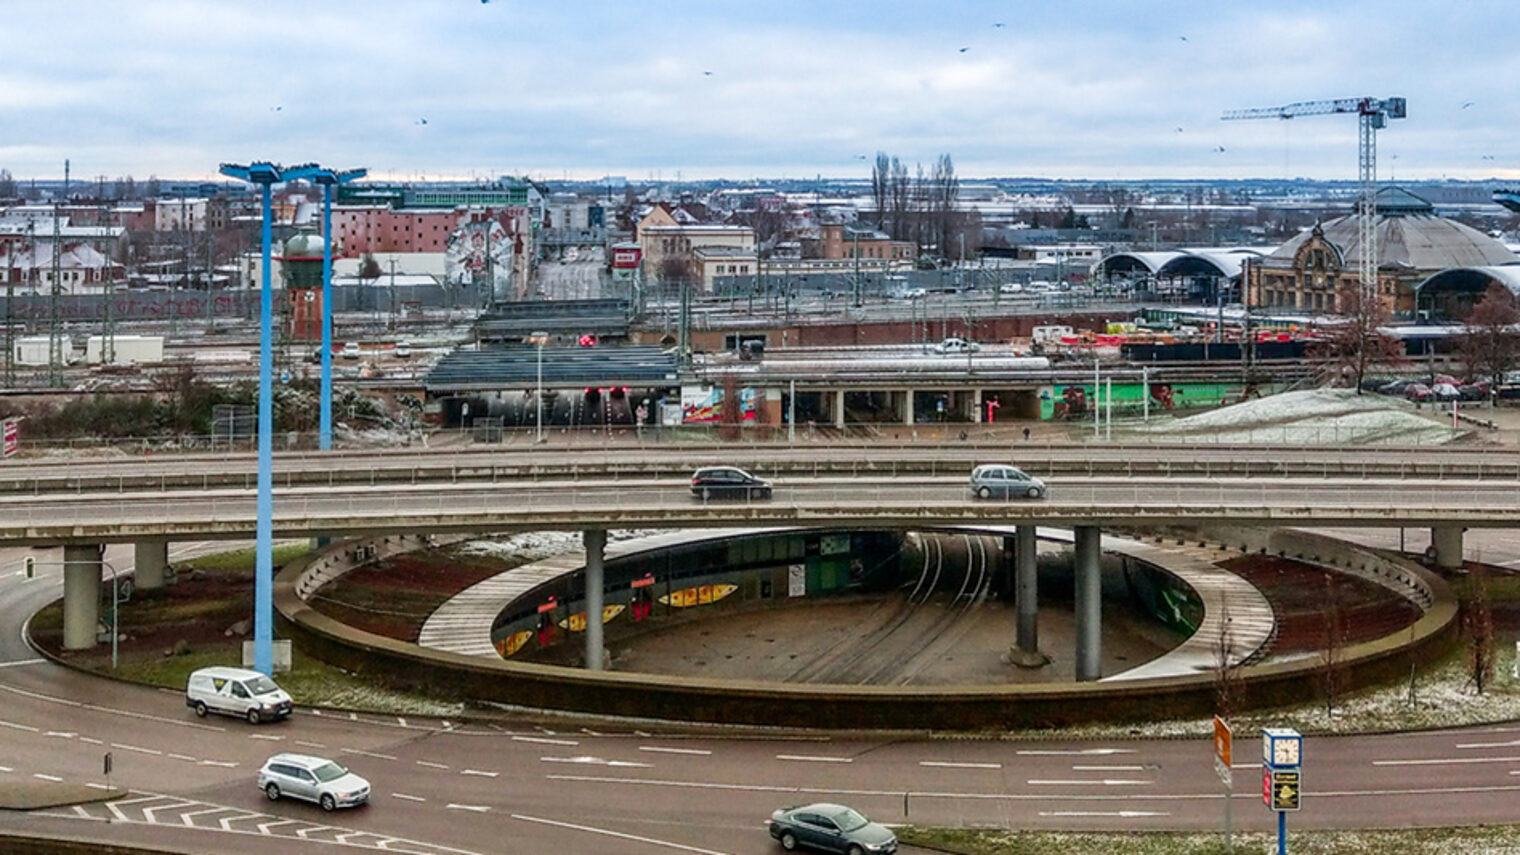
1223, 97, 1407, 306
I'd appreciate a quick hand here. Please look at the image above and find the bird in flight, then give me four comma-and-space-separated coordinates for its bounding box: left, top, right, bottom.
1178, 35, 1188, 41
1214, 145, 1226, 153
270, 105, 282, 112
703, 70, 713, 76
993, 22, 1004, 28
852, 154, 867, 160
958, 47, 969, 53
416, 118, 428, 125
1461, 101, 1475, 109
1482, 154, 1496, 160
1175, 127, 1184, 133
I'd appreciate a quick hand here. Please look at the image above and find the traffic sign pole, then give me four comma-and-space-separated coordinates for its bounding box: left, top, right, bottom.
1278, 809, 1286, 855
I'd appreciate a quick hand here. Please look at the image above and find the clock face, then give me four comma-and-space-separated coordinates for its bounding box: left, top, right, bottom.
1273, 739, 1300, 766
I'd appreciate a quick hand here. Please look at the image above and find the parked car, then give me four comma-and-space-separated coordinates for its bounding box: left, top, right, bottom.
935, 337, 980, 354
1404, 383, 1433, 402
968, 464, 1047, 500
341, 341, 361, 359
258, 753, 370, 812
769, 802, 897, 854
394, 342, 413, 359
185, 666, 292, 724
1377, 379, 1412, 396
691, 466, 772, 500
1431, 382, 1462, 401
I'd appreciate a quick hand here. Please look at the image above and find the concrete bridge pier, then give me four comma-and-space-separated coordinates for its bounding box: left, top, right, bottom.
903, 390, 915, 426
834, 389, 846, 430
63, 543, 103, 651
584, 529, 606, 671
1073, 526, 1102, 681
1010, 524, 1048, 668
134, 540, 169, 590
1431, 525, 1465, 571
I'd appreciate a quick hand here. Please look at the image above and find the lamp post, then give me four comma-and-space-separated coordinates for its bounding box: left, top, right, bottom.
218, 161, 317, 676
309, 168, 367, 452
530, 330, 549, 443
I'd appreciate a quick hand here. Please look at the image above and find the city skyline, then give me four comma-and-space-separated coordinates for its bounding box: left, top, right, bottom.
1, 0, 1515, 184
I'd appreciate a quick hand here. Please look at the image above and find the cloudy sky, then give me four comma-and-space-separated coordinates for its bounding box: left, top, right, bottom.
2, 0, 1515, 183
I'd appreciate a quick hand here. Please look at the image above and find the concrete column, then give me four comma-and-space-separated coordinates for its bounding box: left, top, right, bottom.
971, 389, 983, 423
63, 543, 103, 651
834, 389, 846, 430
1011, 524, 1047, 667
1073, 526, 1103, 682
1432, 525, 1464, 571
904, 389, 915, 425
583, 529, 606, 671
134, 540, 168, 591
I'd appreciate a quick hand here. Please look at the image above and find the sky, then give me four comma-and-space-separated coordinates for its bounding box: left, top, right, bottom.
1, 0, 1516, 184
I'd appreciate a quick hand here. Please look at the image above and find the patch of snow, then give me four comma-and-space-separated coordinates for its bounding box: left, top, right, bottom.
452, 529, 662, 566
1134, 389, 1463, 445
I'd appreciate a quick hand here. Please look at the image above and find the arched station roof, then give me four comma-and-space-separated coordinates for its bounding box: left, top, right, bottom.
1415, 265, 1520, 297
1099, 248, 1264, 281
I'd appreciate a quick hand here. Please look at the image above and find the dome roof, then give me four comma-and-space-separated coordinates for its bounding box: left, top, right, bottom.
1266, 188, 1516, 272
282, 232, 326, 258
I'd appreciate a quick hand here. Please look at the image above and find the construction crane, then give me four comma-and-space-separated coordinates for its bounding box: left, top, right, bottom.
1222, 97, 1407, 302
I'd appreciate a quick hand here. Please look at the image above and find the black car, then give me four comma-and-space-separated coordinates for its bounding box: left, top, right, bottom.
690, 466, 772, 500
768, 803, 897, 854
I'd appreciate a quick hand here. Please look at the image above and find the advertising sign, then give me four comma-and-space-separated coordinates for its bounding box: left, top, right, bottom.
2, 418, 17, 458
1269, 769, 1301, 811
1213, 716, 1233, 788
788, 564, 806, 597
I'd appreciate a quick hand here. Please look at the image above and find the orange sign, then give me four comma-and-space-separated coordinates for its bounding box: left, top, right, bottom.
1214, 715, 1233, 767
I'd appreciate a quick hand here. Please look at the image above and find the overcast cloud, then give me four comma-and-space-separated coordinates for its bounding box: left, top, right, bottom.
1, 0, 1515, 183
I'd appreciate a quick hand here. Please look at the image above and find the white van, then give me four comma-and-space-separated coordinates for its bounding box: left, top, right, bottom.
186, 666, 293, 724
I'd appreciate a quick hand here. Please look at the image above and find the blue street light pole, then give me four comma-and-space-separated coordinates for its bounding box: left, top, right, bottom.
311, 168, 366, 451
219, 161, 289, 675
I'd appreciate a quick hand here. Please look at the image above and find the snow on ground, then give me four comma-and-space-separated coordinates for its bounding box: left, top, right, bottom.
1133, 388, 1464, 445
452, 529, 662, 565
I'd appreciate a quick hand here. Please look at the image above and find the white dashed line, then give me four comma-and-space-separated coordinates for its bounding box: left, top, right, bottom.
392, 793, 426, 802
78, 737, 103, 745
0, 766, 12, 772
1039, 810, 1169, 818
110, 743, 163, 756
1028, 779, 1152, 786
44, 731, 76, 739
198, 760, 238, 768
639, 746, 712, 756
540, 757, 651, 768
0, 720, 40, 733
447, 803, 490, 812
168, 754, 197, 762
1074, 765, 1146, 771
460, 769, 499, 777
397, 718, 408, 728
1456, 740, 1520, 749
920, 761, 1001, 769
33, 773, 62, 782
512, 813, 732, 855
777, 754, 852, 764
295, 740, 327, 749
417, 761, 449, 770
1017, 748, 1136, 756
248, 734, 284, 741
1373, 756, 1520, 767
0, 658, 45, 669
511, 735, 578, 746
341, 748, 399, 760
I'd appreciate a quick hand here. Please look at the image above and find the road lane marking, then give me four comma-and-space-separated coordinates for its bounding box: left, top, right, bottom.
168, 753, 197, 762
1040, 810, 1169, 818
447, 803, 490, 812
79, 737, 103, 745
777, 754, 852, 763
0, 683, 223, 732
32, 773, 61, 782
341, 748, 399, 760
512, 813, 733, 855
0, 719, 40, 732
296, 824, 338, 838
218, 812, 261, 831
110, 742, 163, 756
85, 783, 111, 790
920, 761, 1001, 769
640, 746, 711, 756
1017, 748, 1136, 756
1074, 765, 1145, 771
1028, 779, 1152, 786
512, 735, 578, 746
1373, 756, 1520, 766
44, 731, 76, 739
0, 765, 12, 772
257, 818, 300, 834
182, 805, 233, 826
541, 756, 650, 768
417, 760, 449, 769
0, 658, 44, 669
460, 769, 499, 777
392, 793, 426, 801
1456, 739, 1520, 749
248, 734, 284, 741
295, 740, 327, 749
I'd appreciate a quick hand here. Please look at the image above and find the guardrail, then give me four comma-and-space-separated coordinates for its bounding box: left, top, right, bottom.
6, 480, 1520, 544
3, 442, 1518, 496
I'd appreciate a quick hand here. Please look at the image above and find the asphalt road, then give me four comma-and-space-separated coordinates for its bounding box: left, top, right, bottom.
1, 534, 1520, 854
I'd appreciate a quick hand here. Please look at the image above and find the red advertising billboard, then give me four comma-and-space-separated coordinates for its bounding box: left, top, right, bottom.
611, 244, 642, 269
2, 418, 16, 458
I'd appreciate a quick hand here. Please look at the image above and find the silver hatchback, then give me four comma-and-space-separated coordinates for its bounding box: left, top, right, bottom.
258, 753, 370, 811
969, 464, 1047, 500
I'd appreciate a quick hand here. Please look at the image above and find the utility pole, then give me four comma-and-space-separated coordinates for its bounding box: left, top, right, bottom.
100, 194, 115, 365
388, 258, 398, 330
852, 228, 862, 307
47, 159, 67, 387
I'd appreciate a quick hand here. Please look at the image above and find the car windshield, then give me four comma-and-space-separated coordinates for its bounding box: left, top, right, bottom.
833, 808, 869, 832
246, 676, 280, 695
312, 762, 349, 783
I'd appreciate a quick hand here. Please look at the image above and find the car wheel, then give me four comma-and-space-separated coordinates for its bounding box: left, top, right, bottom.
246, 708, 261, 725
264, 783, 281, 801
847, 846, 865, 855
320, 793, 336, 812
1027, 486, 1043, 499
976, 486, 992, 499
193, 701, 207, 718
702, 488, 712, 501
780, 831, 798, 851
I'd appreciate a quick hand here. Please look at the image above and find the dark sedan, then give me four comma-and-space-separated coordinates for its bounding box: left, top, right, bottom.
690, 466, 772, 500
768, 803, 897, 854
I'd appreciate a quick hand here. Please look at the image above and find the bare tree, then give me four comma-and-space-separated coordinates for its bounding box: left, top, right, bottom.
1456, 283, 1520, 387
1465, 564, 1496, 695
1319, 573, 1346, 719
0, 169, 15, 198
1212, 603, 1244, 720
870, 152, 890, 230
658, 255, 696, 285
887, 158, 910, 242
1309, 280, 1404, 393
